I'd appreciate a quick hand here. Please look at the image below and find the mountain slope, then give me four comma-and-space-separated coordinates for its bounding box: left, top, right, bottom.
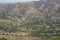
0, 0, 60, 33
0, 0, 60, 20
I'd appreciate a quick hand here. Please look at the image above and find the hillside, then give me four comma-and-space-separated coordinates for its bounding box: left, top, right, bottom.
0, 0, 60, 39
0, 0, 60, 19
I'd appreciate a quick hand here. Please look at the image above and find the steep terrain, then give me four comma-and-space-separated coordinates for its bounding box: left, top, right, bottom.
0, 0, 60, 20
0, 0, 60, 37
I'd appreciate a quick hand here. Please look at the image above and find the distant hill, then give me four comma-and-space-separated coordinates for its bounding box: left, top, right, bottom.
0, 0, 60, 20
0, 0, 60, 33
